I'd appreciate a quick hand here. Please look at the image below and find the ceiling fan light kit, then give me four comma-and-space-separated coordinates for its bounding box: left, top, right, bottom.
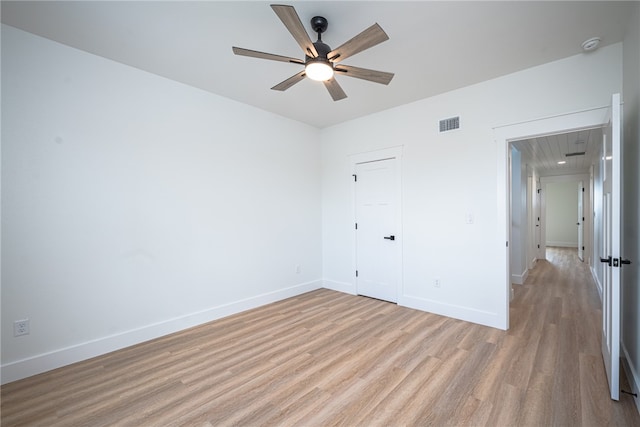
232, 4, 394, 101
305, 60, 334, 81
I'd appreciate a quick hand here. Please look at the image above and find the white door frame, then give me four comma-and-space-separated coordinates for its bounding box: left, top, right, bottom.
494, 105, 611, 329
350, 146, 403, 302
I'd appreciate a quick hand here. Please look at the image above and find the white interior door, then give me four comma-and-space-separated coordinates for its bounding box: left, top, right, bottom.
354, 158, 400, 303
578, 181, 584, 262
600, 93, 621, 401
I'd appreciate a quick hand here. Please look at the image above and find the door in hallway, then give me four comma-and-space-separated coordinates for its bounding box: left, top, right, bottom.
354, 158, 400, 303
578, 181, 584, 262
600, 93, 621, 401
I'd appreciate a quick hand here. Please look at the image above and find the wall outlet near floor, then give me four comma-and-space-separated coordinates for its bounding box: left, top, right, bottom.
434, 279, 441, 288
295, 264, 301, 274
14, 319, 30, 337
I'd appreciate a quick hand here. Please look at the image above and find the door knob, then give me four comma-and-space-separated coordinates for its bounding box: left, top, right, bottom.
383, 235, 395, 241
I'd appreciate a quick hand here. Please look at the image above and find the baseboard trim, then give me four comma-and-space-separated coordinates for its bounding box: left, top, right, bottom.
511, 268, 529, 285
398, 294, 505, 330
322, 279, 356, 295
546, 242, 578, 248
1, 280, 322, 385
622, 343, 640, 415
590, 266, 603, 301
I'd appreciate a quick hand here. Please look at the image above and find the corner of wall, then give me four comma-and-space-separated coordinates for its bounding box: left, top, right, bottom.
322, 279, 356, 295
622, 344, 640, 414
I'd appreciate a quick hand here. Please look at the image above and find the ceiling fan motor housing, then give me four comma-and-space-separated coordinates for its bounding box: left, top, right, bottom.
307, 41, 332, 61
307, 16, 332, 66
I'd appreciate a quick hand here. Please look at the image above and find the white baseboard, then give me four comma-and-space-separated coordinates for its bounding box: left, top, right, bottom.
1, 280, 322, 385
590, 266, 603, 301
322, 279, 356, 295
622, 343, 640, 415
511, 268, 529, 285
546, 242, 578, 248
398, 294, 505, 330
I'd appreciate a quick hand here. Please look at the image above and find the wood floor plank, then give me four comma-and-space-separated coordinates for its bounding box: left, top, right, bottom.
2, 248, 639, 426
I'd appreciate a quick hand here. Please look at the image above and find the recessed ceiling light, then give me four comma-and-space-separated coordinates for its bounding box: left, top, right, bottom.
558, 161, 567, 165
582, 37, 601, 52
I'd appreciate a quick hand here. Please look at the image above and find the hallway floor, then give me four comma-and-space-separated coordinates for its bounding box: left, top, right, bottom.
509, 246, 639, 425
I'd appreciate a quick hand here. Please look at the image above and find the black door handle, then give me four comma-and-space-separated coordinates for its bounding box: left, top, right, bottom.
383, 235, 395, 241
600, 256, 612, 266
621, 258, 632, 265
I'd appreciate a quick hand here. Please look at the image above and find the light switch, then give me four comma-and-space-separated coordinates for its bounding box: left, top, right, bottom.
465, 213, 474, 224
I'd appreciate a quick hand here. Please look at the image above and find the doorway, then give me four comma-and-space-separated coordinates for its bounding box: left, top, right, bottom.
494, 104, 612, 329
351, 147, 403, 303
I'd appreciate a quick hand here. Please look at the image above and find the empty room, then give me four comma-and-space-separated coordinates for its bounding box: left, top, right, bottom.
2, 1, 640, 425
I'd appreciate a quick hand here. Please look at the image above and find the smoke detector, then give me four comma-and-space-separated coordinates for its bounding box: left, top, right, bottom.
582, 37, 601, 52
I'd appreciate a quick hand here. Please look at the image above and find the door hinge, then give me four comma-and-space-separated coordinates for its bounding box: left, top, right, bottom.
582, 246, 585, 250
355, 223, 358, 230
352, 174, 357, 182
538, 244, 540, 248
537, 189, 541, 194
506, 241, 509, 247
356, 270, 359, 277
582, 217, 585, 221
582, 187, 585, 192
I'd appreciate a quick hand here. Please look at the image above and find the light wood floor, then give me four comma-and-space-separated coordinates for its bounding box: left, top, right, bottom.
2, 247, 639, 426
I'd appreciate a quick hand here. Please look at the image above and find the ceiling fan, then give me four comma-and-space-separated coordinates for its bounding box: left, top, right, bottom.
232, 4, 394, 101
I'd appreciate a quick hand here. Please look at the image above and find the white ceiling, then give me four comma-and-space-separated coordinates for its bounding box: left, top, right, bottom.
1, 1, 633, 130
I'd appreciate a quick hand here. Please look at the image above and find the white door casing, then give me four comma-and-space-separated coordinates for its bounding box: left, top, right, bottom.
494, 102, 615, 331
351, 147, 402, 303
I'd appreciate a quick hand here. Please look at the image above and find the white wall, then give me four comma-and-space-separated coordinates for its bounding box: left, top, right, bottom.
621, 1, 640, 411
1, 25, 322, 383
544, 181, 579, 248
322, 42, 623, 330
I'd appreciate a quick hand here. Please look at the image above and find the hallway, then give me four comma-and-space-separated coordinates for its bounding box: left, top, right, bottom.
510, 246, 639, 425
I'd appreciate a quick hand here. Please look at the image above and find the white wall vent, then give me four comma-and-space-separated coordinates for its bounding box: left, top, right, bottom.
439, 116, 460, 132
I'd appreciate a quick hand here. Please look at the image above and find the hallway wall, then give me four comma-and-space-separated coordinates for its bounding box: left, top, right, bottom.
621, 0, 640, 411
545, 181, 579, 248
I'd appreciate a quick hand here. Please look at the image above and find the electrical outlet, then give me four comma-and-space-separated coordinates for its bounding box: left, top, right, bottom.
434, 279, 441, 288
14, 319, 30, 337
295, 264, 301, 274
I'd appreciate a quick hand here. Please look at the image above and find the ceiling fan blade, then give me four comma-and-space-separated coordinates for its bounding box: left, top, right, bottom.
272, 70, 307, 91
271, 4, 318, 58
232, 47, 304, 64
334, 65, 394, 85
323, 77, 347, 101
328, 23, 389, 63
